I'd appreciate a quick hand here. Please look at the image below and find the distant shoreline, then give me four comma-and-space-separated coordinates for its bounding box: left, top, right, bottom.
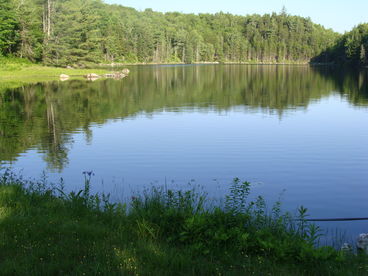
0, 60, 344, 83
98, 61, 316, 67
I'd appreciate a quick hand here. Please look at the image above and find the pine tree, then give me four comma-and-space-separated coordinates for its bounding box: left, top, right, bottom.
0, 0, 19, 55
14, 0, 44, 61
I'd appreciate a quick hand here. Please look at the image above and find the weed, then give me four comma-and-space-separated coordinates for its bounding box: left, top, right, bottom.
0, 171, 366, 275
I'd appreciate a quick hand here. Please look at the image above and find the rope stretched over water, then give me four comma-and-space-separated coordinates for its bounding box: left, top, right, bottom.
295, 217, 368, 222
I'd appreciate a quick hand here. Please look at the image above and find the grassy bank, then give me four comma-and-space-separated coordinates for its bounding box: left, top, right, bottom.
0, 171, 367, 275
0, 58, 109, 83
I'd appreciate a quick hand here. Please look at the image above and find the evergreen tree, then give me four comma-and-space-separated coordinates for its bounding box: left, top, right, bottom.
0, 0, 19, 55
314, 23, 368, 65
14, 0, 44, 60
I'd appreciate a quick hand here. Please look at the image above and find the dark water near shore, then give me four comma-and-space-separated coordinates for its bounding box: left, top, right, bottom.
1, 65, 368, 241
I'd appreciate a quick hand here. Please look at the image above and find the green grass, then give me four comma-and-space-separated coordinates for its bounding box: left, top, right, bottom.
0, 171, 367, 275
0, 57, 109, 83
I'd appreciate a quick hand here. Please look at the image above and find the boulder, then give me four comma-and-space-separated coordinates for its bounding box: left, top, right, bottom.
357, 233, 368, 254
121, 68, 130, 74
59, 74, 70, 81
104, 73, 115, 78
85, 73, 100, 80
104, 72, 126, 79
114, 72, 126, 79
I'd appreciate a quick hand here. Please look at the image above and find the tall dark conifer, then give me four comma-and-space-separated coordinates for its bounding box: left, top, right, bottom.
0, 0, 19, 55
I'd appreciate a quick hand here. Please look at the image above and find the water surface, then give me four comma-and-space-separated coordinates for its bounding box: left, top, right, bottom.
1, 65, 368, 240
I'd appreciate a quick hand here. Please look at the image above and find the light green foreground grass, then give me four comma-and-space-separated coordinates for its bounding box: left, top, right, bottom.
0, 171, 367, 276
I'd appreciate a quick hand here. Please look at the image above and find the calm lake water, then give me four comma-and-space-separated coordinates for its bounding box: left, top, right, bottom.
1, 65, 368, 240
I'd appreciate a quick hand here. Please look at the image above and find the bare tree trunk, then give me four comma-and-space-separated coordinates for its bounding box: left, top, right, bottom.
47, 0, 51, 38
196, 46, 199, 62
43, 0, 52, 39
43, 6, 46, 34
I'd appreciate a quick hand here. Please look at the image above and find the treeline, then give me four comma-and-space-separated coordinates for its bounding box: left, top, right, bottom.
313, 24, 368, 66
0, 0, 339, 66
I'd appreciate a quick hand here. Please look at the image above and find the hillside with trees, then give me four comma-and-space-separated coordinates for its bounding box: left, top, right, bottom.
0, 0, 339, 66
313, 24, 368, 66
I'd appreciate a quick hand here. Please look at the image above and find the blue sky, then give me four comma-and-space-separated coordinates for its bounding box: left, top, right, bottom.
105, 0, 367, 33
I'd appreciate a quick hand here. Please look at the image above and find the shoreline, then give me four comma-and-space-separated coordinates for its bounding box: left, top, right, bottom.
0, 62, 332, 82
99, 61, 314, 67
0, 60, 351, 84
0, 170, 366, 275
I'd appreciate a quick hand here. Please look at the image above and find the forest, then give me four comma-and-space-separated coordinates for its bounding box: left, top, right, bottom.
0, 0, 343, 66
313, 23, 368, 66
1, 0, 367, 66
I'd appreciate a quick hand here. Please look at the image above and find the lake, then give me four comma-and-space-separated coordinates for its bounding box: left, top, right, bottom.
1, 65, 368, 241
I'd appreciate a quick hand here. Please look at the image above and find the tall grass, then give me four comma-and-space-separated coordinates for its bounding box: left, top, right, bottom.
0, 169, 367, 275
0, 57, 33, 71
